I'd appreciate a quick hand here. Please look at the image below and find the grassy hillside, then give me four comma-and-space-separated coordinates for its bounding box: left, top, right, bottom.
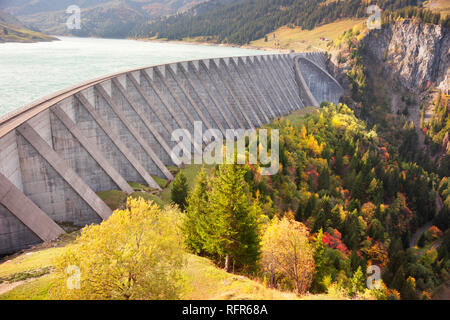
0, 213, 342, 300
250, 18, 366, 52
0, 23, 56, 43
1, 1, 206, 38
133, 0, 419, 44
0, 246, 299, 300
0, 11, 56, 43
0, 107, 352, 301
423, 0, 450, 17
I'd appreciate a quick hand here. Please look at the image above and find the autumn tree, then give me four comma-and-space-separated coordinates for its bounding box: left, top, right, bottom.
261, 216, 315, 295
171, 171, 189, 211
348, 266, 365, 297
51, 198, 186, 300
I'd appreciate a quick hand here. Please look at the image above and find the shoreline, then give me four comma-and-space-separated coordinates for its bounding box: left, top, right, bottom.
132, 37, 293, 53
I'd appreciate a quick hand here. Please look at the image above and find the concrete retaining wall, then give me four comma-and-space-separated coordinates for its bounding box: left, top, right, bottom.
0, 52, 341, 255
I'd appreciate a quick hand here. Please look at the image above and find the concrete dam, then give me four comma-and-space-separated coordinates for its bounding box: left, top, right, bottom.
0, 52, 343, 255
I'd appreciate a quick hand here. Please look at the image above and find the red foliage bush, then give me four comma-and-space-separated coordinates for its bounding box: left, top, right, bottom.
322, 229, 350, 255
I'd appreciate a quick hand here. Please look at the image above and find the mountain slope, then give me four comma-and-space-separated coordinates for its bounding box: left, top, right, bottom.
0, 0, 207, 38
0, 10, 56, 43
132, 0, 421, 44
328, 17, 449, 174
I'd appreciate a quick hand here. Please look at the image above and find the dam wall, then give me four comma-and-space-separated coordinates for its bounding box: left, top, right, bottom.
0, 52, 342, 255
294, 54, 344, 106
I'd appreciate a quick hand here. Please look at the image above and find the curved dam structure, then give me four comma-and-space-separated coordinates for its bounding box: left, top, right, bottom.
0, 52, 343, 255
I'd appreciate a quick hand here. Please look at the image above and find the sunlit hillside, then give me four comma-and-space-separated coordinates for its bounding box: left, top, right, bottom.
250, 18, 366, 52
423, 0, 450, 17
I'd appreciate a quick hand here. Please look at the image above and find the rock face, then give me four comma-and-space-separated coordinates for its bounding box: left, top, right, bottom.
362, 19, 449, 93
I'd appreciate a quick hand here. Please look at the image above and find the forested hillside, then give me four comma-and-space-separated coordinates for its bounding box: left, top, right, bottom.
249, 104, 447, 299
160, 103, 449, 299
329, 16, 449, 176
0, 0, 206, 38
324, 17, 450, 298
133, 0, 420, 44
3, 103, 447, 300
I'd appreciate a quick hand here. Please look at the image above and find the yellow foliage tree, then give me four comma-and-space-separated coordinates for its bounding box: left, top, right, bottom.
51, 198, 186, 300
305, 135, 323, 156
261, 216, 315, 295
366, 242, 389, 269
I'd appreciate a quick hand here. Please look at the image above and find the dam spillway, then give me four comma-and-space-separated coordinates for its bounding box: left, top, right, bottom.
0, 52, 343, 255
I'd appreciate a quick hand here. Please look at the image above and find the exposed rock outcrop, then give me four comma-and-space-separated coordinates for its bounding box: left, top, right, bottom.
362, 19, 449, 94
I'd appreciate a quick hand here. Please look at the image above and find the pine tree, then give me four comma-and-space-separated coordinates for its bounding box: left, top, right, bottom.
311, 229, 327, 293
171, 171, 189, 211
304, 195, 317, 219
318, 166, 330, 191
205, 164, 261, 272
352, 171, 365, 200
313, 209, 326, 233
183, 166, 210, 254
295, 202, 303, 221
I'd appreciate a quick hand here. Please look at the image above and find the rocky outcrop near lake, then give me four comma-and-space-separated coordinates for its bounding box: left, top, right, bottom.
362, 19, 449, 94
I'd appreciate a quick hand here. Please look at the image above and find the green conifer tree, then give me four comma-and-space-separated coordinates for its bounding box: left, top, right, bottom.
318, 166, 330, 191
311, 229, 327, 292
183, 166, 210, 254
171, 171, 189, 211
205, 164, 261, 272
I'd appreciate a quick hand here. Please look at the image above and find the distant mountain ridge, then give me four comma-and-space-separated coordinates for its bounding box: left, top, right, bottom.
0, 10, 57, 42
0, 0, 207, 38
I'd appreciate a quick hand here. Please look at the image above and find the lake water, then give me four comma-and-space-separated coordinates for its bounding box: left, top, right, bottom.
0, 37, 269, 117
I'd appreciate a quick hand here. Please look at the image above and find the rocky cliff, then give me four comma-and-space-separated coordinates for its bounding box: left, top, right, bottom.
328, 19, 449, 172
361, 19, 449, 94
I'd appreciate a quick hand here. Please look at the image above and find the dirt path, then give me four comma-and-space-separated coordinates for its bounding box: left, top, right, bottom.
0, 279, 31, 295
410, 194, 443, 248
410, 221, 433, 248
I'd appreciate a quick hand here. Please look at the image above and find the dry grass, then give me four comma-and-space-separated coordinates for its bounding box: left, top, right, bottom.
0, 274, 54, 300
423, 0, 450, 18
0, 247, 64, 279
250, 18, 366, 52
0, 22, 56, 43
183, 255, 299, 300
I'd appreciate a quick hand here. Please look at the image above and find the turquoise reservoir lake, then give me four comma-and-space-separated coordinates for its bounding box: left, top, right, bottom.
0, 37, 268, 117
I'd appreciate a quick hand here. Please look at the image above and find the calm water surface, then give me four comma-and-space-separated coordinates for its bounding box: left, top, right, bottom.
0, 37, 269, 117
